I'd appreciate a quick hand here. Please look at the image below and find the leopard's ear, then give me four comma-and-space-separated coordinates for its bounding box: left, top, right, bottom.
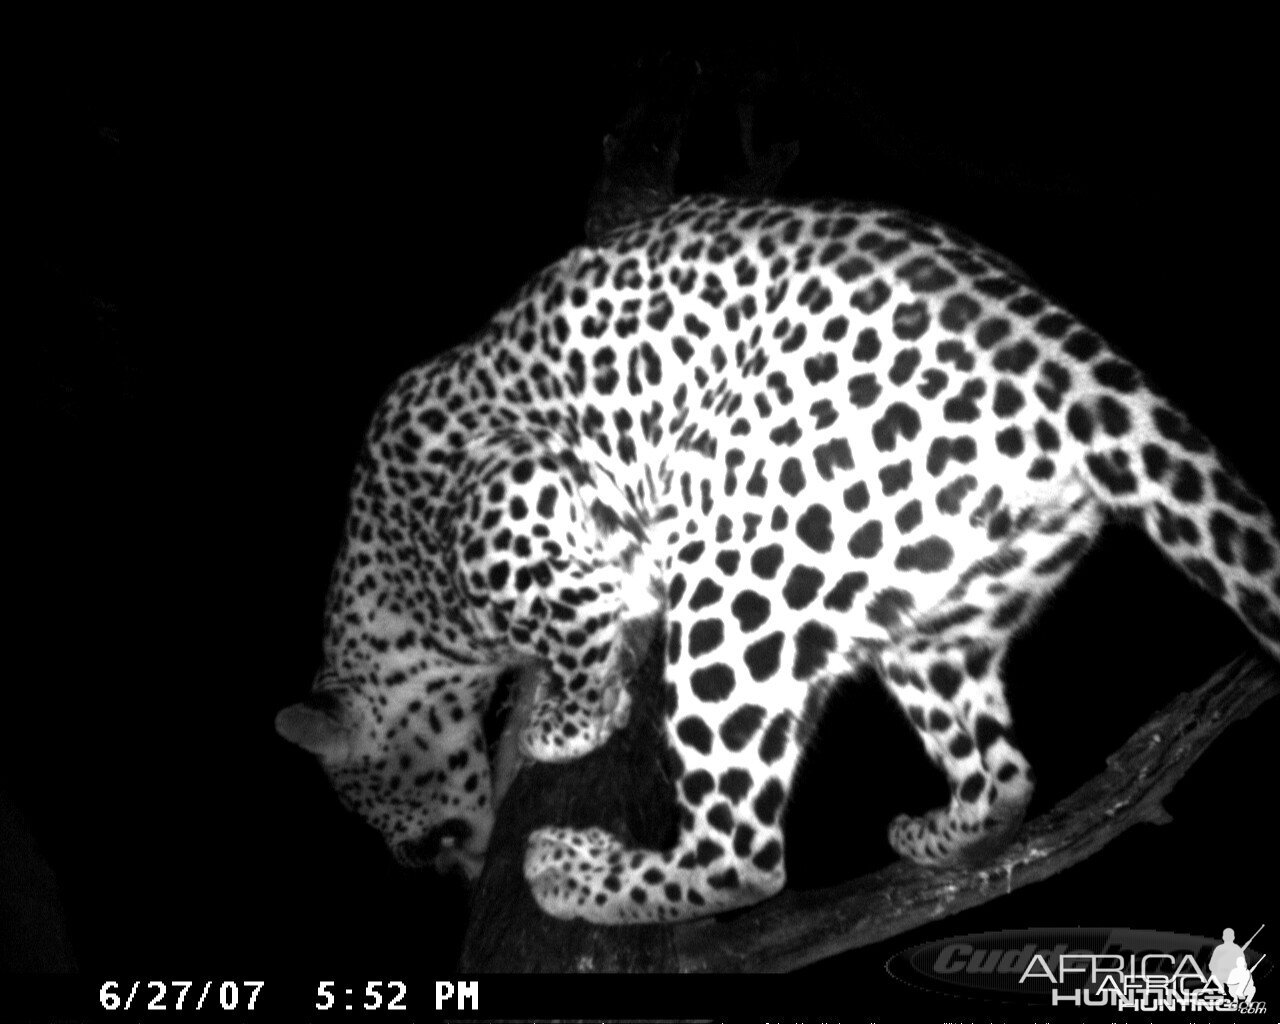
275, 698, 353, 763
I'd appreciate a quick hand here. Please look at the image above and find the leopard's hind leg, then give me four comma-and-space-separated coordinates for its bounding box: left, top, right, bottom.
879, 642, 1033, 865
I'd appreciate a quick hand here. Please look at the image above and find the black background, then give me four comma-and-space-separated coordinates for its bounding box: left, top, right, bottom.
9, 28, 1278, 1016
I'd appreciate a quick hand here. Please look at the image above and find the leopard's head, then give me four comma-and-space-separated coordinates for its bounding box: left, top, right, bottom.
276, 670, 494, 878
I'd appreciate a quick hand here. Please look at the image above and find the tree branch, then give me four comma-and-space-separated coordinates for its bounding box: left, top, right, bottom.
459, 653, 1278, 972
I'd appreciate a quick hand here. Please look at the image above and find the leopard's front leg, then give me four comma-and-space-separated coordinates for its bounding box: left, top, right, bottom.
512, 591, 661, 762
454, 432, 663, 763
520, 519, 815, 924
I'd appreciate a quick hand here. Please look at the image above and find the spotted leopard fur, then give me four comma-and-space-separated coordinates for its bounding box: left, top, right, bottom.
277, 195, 1280, 923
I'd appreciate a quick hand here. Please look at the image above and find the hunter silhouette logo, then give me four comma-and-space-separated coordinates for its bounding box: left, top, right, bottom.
1209, 925, 1265, 1004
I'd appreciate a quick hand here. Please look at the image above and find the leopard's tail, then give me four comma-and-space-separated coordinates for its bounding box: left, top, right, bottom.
1070, 378, 1280, 663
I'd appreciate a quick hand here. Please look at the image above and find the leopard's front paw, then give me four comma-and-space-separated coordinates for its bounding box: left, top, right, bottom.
517, 671, 632, 762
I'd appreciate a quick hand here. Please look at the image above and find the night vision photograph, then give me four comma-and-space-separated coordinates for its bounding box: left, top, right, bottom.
6, 27, 1276, 1022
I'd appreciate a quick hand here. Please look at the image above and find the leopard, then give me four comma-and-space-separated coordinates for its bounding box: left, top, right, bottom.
276, 194, 1280, 924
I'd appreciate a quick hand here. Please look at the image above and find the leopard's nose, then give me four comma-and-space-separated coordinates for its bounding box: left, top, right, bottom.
426, 818, 474, 853
395, 819, 475, 867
